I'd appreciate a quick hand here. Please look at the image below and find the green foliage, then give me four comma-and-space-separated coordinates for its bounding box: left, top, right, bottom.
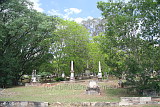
97, 0, 160, 93
38, 72, 52, 77
54, 77, 65, 81
50, 19, 90, 75
0, 0, 57, 87
0, 0, 91, 87
87, 36, 109, 74
38, 63, 54, 73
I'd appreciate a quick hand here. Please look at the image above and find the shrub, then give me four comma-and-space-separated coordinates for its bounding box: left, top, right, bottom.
54, 77, 65, 81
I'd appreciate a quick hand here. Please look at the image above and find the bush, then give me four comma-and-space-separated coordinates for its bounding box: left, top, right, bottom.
54, 77, 65, 81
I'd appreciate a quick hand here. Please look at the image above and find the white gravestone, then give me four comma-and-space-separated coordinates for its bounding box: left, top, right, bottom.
31, 70, 37, 82
89, 81, 98, 88
62, 71, 65, 78
98, 61, 102, 80
86, 80, 100, 95
70, 61, 75, 81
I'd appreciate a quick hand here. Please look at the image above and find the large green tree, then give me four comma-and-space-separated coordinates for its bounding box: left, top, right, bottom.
97, 0, 160, 93
87, 35, 109, 76
0, 0, 57, 87
50, 19, 90, 76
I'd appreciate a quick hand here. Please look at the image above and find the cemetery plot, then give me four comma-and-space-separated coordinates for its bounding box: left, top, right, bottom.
0, 80, 132, 103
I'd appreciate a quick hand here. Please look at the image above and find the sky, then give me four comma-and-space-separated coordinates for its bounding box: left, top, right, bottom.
29, 0, 107, 23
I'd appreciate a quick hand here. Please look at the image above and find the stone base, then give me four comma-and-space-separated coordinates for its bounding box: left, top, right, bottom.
70, 71, 75, 81
86, 87, 100, 95
0, 101, 48, 107
70, 77, 75, 81
119, 97, 153, 106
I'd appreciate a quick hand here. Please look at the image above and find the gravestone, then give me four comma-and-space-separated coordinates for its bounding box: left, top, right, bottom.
86, 80, 100, 95
25, 70, 41, 86
97, 61, 102, 81
62, 71, 65, 78
31, 70, 37, 82
70, 61, 75, 81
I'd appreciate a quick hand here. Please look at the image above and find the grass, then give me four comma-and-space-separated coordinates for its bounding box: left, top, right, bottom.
1, 80, 159, 107
0, 80, 137, 104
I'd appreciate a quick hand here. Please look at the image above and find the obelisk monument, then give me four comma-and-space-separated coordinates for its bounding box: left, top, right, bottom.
70, 61, 75, 81
98, 61, 102, 81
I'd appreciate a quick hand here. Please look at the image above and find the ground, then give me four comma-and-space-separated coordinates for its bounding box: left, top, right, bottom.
0, 79, 159, 107
0, 79, 130, 102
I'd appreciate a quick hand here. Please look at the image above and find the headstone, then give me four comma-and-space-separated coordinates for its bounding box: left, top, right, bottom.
70, 61, 75, 81
97, 61, 102, 81
62, 71, 65, 78
86, 80, 100, 95
31, 70, 37, 82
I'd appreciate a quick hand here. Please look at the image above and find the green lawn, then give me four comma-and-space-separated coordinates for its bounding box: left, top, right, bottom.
1, 80, 159, 107
0, 80, 136, 103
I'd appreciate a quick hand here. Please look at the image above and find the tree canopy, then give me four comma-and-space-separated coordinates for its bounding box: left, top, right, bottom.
0, 0, 57, 87
97, 0, 160, 93
1, 0, 159, 93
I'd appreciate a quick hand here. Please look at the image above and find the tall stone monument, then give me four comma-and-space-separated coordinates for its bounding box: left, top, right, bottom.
98, 61, 102, 81
85, 60, 90, 77
31, 70, 37, 82
70, 61, 75, 81
25, 69, 41, 86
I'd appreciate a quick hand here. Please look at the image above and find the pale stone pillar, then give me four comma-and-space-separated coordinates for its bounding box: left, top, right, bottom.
70, 61, 75, 81
98, 61, 102, 81
31, 70, 37, 82
62, 71, 65, 78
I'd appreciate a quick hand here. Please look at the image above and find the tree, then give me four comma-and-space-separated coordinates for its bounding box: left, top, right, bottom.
81, 18, 109, 75
50, 19, 90, 76
81, 18, 106, 37
87, 35, 109, 76
0, 0, 57, 87
97, 0, 160, 93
